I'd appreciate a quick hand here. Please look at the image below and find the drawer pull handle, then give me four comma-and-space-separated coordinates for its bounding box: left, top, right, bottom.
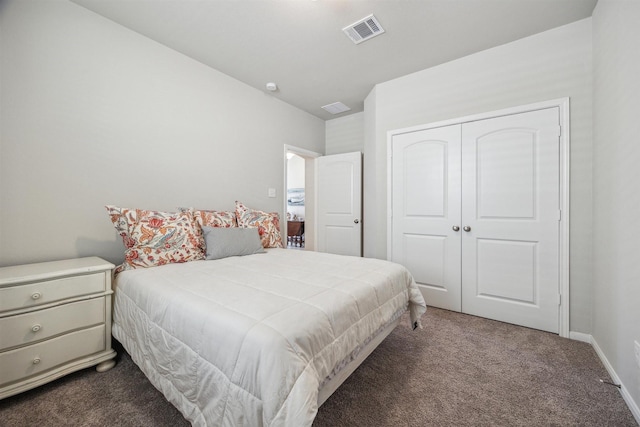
31, 324, 42, 332
31, 292, 42, 300
32, 357, 41, 365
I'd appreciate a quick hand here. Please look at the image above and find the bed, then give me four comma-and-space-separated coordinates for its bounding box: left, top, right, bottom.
111, 248, 426, 427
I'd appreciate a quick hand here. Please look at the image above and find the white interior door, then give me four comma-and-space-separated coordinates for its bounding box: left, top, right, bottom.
461, 108, 560, 333
391, 126, 462, 311
317, 152, 362, 256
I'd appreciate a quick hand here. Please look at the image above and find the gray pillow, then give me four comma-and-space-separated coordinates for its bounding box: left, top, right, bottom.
202, 226, 265, 260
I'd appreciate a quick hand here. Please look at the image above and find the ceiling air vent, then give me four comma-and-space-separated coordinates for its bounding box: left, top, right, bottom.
342, 14, 385, 45
322, 102, 351, 115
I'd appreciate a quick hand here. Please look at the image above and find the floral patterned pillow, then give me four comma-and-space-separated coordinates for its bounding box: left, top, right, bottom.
180, 208, 237, 229
106, 206, 205, 272
235, 201, 284, 248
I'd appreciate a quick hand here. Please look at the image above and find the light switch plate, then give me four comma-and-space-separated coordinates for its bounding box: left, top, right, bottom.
268, 188, 276, 198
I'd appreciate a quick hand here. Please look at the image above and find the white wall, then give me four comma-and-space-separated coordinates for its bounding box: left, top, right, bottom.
363, 88, 378, 255
364, 19, 593, 333
592, 0, 640, 415
0, 0, 325, 267
325, 112, 364, 155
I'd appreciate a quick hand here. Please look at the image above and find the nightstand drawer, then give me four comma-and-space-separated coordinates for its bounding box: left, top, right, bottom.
0, 273, 106, 313
0, 298, 105, 351
0, 325, 106, 387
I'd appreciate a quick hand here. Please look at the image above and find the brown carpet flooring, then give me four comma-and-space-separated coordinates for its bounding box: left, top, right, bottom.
0, 308, 637, 426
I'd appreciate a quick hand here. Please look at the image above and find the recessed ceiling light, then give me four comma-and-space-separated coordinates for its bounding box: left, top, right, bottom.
321, 102, 351, 115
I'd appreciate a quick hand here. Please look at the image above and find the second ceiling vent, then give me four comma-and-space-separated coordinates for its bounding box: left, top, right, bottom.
342, 14, 385, 45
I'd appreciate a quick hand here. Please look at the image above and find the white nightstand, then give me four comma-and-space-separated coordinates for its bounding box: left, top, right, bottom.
0, 257, 117, 399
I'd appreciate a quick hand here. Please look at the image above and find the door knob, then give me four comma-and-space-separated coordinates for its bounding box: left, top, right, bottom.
354, 219, 360, 224
463, 226, 471, 232
452, 226, 460, 232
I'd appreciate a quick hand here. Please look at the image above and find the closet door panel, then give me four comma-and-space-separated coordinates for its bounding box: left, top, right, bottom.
461, 108, 560, 333
476, 131, 535, 219
402, 234, 446, 289
391, 125, 461, 311
476, 238, 537, 303
403, 142, 446, 217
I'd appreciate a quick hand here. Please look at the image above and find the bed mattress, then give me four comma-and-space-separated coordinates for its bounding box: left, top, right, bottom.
111, 249, 426, 426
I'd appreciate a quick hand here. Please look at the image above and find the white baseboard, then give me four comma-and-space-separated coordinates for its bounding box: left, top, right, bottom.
569, 330, 591, 343
581, 333, 640, 425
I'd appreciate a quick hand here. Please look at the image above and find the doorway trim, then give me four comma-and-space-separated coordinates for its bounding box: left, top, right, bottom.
284, 145, 321, 251
386, 97, 570, 337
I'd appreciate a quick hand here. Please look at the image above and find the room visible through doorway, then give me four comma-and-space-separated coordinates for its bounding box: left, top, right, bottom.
286, 152, 305, 248
283, 145, 320, 251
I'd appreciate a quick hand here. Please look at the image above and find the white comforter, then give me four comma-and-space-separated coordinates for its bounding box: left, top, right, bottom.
112, 249, 426, 427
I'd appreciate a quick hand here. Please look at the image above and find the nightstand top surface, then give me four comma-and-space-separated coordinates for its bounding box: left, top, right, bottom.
0, 257, 115, 286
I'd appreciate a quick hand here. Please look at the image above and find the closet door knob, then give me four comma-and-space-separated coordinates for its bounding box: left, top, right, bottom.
463, 226, 471, 232
354, 219, 360, 224
452, 226, 460, 232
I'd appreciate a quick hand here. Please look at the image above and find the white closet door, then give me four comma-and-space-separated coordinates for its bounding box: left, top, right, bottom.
391, 125, 462, 311
461, 108, 560, 333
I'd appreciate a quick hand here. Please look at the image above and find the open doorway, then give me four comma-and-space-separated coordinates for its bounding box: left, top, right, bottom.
286, 153, 305, 248
283, 145, 320, 251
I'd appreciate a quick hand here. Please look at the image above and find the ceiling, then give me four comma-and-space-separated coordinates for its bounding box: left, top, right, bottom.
71, 0, 597, 121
